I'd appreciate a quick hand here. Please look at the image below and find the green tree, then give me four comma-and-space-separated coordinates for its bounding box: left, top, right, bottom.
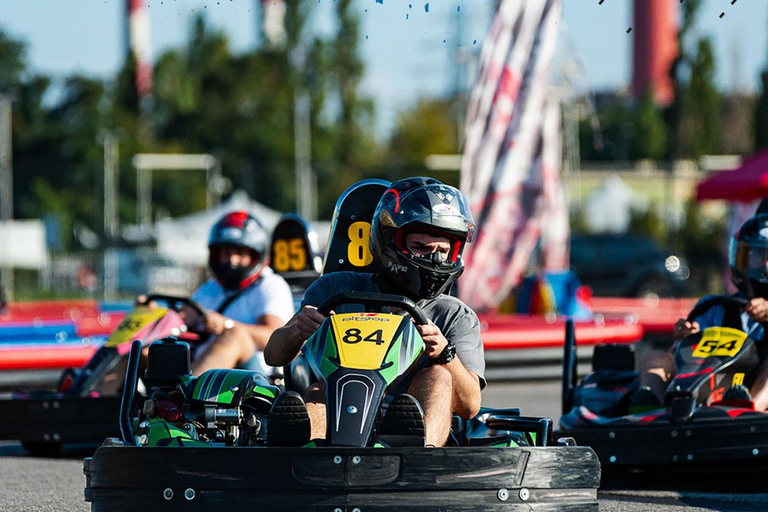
387, 98, 460, 185
687, 39, 720, 158
755, 70, 768, 150
629, 89, 667, 160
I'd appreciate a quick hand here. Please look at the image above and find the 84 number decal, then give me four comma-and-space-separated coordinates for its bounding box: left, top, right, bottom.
342, 327, 385, 345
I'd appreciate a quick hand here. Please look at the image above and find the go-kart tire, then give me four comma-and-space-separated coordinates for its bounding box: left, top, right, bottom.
21, 440, 62, 457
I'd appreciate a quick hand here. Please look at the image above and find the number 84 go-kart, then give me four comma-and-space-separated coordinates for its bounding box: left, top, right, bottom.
84, 290, 599, 511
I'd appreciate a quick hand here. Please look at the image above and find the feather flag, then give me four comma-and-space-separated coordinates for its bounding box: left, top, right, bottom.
460, 0, 564, 311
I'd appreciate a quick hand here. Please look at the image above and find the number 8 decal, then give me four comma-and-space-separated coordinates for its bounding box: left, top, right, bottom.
347, 221, 373, 267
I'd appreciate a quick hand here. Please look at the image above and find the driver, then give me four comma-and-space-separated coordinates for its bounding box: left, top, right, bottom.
264, 177, 485, 447
634, 213, 768, 412
187, 211, 295, 376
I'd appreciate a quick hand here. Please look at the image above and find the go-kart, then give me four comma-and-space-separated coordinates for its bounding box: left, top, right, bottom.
559, 295, 768, 473
0, 295, 207, 455
84, 290, 599, 511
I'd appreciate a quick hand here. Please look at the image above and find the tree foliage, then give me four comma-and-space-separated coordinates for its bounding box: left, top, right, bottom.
3, 2, 384, 247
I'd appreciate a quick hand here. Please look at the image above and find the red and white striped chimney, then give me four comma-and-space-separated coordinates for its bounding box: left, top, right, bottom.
127, 0, 153, 98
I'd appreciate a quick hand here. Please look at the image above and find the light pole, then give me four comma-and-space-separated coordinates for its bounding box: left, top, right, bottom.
0, 95, 13, 301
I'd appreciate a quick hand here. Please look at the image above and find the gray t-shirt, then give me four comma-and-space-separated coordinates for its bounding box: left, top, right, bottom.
300, 271, 486, 390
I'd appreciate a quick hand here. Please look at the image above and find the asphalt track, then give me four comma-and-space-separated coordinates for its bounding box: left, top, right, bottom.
0, 380, 767, 511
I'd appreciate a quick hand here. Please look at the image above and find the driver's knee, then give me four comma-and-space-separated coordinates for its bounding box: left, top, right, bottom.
214, 325, 255, 358
410, 364, 453, 399
638, 349, 675, 380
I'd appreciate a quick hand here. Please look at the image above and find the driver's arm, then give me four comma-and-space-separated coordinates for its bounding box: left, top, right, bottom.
264, 306, 326, 367
418, 321, 482, 419
203, 311, 286, 350
444, 358, 482, 419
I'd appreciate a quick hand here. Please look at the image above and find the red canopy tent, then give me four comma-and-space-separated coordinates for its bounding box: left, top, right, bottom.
696, 150, 768, 202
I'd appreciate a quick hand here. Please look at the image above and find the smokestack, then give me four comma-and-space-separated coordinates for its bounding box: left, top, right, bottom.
126, 0, 153, 98
632, 0, 678, 106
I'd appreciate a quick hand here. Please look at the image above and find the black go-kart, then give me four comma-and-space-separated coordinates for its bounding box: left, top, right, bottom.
0, 294, 208, 456
559, 295, 768, 477
83, 179, 599, 511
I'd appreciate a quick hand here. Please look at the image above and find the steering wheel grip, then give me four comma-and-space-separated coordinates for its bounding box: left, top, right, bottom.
686, 296, 749, 323
317, 291, 429, 326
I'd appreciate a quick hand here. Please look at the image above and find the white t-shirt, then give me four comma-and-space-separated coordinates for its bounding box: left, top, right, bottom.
191, 267, 295, 375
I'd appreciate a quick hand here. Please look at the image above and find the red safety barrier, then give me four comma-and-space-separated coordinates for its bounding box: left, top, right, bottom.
479, 314, 643, 350
589, 297, 697, 335
0, 346, 98, 371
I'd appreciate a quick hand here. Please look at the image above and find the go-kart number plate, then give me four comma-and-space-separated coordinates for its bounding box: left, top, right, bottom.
331, 313, 401, 370
105, 307, 168, 347
692, 327, 747, 358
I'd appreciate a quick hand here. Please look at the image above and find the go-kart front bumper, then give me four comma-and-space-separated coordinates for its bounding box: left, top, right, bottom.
84, 441, 600, 511
559, 413, 768, 471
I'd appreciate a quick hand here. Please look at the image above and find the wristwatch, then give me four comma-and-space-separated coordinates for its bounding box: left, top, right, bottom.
436, 342, 456, 365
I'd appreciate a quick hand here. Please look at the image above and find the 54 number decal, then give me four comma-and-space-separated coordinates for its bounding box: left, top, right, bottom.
692, 327, 747, 358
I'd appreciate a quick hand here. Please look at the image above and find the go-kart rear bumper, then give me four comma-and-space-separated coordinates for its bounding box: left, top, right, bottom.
0, 395, 120, 445
558, 415, 768, 470
84, 442, 600, 511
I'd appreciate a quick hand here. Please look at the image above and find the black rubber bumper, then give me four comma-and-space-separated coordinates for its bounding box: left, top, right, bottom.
0, 396, 120, 444
558, 415, 768, 469
84, 443, 600, 511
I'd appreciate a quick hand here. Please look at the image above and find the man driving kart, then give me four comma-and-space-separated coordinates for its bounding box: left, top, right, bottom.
264, 177, 485, 447
176, 211, 294, 376
634, 213, 768, 412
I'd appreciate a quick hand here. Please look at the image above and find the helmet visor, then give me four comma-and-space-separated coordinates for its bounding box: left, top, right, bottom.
731, 239, 768, 284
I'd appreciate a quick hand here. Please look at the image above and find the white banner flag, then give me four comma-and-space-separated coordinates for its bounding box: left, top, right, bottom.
459, 0, 563, 311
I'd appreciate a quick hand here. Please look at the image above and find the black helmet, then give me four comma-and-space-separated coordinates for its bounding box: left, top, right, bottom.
370, 177, 476, 300
730, 213, 768, 298
208, 211, 269, 290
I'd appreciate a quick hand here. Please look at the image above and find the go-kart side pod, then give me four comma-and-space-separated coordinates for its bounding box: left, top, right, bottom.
84, 442, 600, 512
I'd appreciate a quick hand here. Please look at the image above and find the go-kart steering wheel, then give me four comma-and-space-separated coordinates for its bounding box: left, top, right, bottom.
144, 294, 209, 335
317, 291, 429, 325
686, 295, 749, 323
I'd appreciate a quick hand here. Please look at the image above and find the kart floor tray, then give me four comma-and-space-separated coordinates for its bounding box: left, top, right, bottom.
84, 443, 600, 511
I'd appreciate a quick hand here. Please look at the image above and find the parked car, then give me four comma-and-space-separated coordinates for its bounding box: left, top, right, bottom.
570, 234, 690, 298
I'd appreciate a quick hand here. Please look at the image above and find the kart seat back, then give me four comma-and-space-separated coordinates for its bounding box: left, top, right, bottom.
592, 344, 635, 372
269, 214, 322, 309
321, 179, 390, 275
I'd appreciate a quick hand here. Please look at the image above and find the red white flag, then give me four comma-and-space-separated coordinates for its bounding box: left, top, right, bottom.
460, 0, 563, 311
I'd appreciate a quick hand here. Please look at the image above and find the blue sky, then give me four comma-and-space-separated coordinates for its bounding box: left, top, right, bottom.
1, 0, 766, 135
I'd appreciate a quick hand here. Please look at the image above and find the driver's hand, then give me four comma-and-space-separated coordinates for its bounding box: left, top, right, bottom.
673, 318, 700, 341
417, 320, 448, 359
295, 306, 328, 342
204, 311, 231, 335
745, 297, 768, 323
